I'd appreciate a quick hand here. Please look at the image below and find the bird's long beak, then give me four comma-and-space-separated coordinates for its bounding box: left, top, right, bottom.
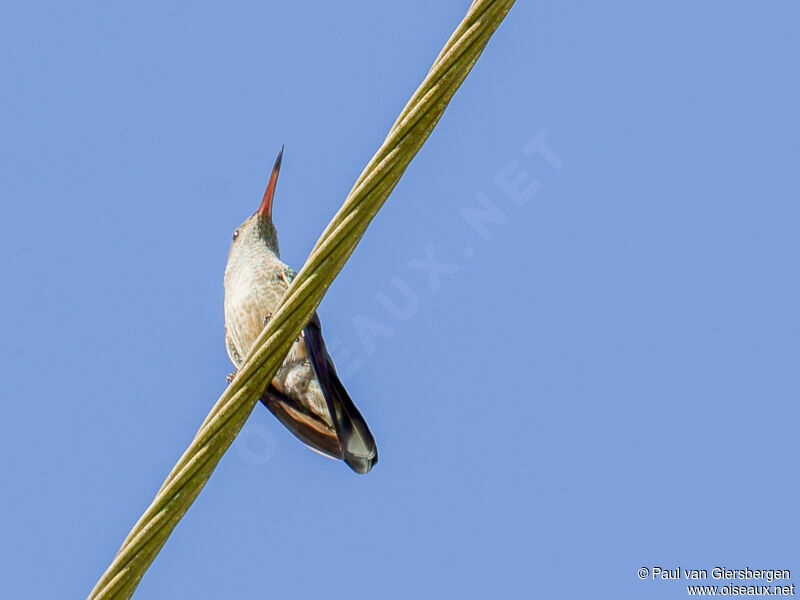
257, 146, 284, 219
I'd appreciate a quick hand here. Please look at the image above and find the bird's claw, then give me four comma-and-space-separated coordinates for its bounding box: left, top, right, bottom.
263, 312, 273, 325
226, 371, 237, 383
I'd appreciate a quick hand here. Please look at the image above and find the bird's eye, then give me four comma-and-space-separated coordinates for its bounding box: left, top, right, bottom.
232, 230, 240, 241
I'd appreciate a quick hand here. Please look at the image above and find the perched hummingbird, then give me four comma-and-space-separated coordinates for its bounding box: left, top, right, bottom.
223, 148, 378, 474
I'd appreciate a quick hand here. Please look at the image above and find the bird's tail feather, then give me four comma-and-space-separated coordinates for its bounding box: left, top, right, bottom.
260, 388, 343, 461
326, 383, 378, 474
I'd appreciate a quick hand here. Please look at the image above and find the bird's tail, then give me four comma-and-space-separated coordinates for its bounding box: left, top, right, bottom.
260, 385, 377, 473
326, 382, 378, 474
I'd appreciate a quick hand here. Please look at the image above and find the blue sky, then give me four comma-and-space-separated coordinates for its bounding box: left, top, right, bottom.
2, 2, 798, 598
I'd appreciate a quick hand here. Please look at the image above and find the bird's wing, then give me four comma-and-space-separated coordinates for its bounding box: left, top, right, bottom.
303, 312, 378, 474
253, 266, 346, 462
269, 267, 378, 473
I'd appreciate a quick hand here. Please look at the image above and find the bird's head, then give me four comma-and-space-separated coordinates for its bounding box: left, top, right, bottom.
229, 146, 284, 257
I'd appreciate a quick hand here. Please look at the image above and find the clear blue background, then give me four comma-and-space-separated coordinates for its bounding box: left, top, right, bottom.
2, 2, 798, 598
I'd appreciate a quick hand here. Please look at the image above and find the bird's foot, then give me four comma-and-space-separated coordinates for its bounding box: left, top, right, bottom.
226, 371, 237, 383
262, 312, 273, 326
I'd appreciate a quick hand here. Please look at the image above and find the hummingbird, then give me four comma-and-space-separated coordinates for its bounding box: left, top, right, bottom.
223, 148, 378, 474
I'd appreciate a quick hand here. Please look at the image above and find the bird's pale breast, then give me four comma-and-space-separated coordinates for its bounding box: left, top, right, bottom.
224, 255, 331, 426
